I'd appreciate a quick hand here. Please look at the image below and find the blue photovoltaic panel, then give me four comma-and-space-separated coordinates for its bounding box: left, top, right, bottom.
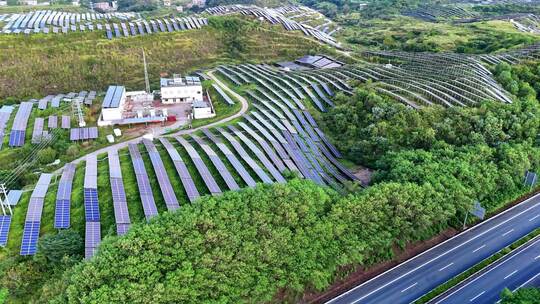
0, 215, 12, 247
54, 199, 70, 229
128, 144, 159, 219
85, 221, 100, 259
228, 126, 286, 183
158, 138, 200, 203
217, 127, 273, 184
201, 129, 257, 188
143, 140, 180, 209
176, 136, 222, 195
191, 134, 239, 191
84, 188, 100, 221
20, 221, 40, 255
314, 128, 342, 158
212, 84, 235, 105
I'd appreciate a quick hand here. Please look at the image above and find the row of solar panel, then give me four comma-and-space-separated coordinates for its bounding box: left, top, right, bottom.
105, 17, 208, 40
20, 174, 52, 255
3, 10, 136, 31
70, 127, 99, 141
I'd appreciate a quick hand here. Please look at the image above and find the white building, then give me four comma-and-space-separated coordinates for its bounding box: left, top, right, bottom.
160, 74, 203, 104
0, 1, 7, 6
101, 85, 126, 122
163, 0, 171, 6
192, 100, 215, 119
24, 0, 38, 5
72, 0, 80, 6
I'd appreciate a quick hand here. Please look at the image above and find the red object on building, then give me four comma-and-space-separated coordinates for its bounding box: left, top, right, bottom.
167, 115, 177, 122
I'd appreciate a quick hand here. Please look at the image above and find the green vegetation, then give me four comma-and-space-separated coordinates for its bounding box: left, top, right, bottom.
500, 288, 540, 303
0, 16, 328, 100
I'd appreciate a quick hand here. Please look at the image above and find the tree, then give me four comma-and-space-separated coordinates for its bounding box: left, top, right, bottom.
37, 230, 83, 265
37, 148, 57, 165
500, 287, 540, 303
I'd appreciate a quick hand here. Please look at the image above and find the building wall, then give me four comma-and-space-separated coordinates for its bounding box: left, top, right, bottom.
161, 85, 202, 104
193, 107, 215, 119
102, 108, 122, 121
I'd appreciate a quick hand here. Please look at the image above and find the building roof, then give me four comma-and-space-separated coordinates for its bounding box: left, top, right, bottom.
161, 75, 201, 88
192, 100, 208, 108
102, 85, 125, 108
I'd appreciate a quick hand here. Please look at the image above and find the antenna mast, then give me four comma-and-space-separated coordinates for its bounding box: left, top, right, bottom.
142, 48, 150, 93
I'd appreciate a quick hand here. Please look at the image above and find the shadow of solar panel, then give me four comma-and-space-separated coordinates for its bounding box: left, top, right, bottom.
0, 215, 12, 247
20, 221, 40, 255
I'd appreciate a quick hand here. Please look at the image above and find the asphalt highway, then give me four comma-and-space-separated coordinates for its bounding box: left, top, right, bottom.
326, 193, 540, 304
433, 236, 540, 303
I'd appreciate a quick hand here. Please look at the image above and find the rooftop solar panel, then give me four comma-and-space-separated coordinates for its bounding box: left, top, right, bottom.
128, 144, 159, 219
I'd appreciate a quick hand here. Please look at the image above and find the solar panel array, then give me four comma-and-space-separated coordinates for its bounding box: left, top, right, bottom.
191, 134, 240, 191
143, 140, 180, 210
61, 115, 71, 129
128, 144, 159, 220
0, 106, 14, 151
108, 149, 131, 235
9, 102, 33, 147
211, 84, 235, 106
31, 118, 45, 144
48, 115, 58, 129
104, 17, 208, 40
159, 138, 200, 203
84, 155, 100, 259
0, 215, 12, 247
70, 127, 98, 141
20, 173, 52, 255
38, 95, 54, 110
176, 136, 222, 195
54, 163, 76, 229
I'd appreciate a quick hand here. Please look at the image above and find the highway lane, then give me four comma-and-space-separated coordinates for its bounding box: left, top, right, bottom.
434, 236, 540, 303
326, 193, 540, 304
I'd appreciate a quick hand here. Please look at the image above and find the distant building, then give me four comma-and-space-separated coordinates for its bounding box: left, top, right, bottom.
23, 0, 38, 5
176, 5, 183, 12
101, 85, 126, 122
160, 75, 203, 104
185, 0, 205, 8
0, 1, 7, 6
93, 1, 116, 11
72, 0, 80, 6
163, 0, 171, 6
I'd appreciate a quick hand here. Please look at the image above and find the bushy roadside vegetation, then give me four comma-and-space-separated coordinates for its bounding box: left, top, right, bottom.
500, 288, 540, 303
0, 16, 327, 100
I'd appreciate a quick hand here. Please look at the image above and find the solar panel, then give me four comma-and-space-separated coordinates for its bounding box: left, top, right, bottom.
48, 115, 57, 129
191, 134, 240, 191
158, 138, 201, 202
108, 150, 131, 235
61, 116, 70, 129
85, 221, 100, 259
176, 136, 222, 195
0, 215, 12, 247
20, 221, 40, 255
143, 140, 180, 210
54, 163, 75, 229
128, 144, 159, 219
211, 84, 235, 105
238, 122, 288, 171
228, 126, 286, 183
216, 127, 273, 184
31, 117, 45, 144
314, 128, 341, 158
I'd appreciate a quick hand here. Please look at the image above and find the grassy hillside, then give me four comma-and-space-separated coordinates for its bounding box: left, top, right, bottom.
0, 16, 329, 100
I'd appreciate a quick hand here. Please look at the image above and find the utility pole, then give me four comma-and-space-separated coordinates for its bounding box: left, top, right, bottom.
142, 48, 150, 94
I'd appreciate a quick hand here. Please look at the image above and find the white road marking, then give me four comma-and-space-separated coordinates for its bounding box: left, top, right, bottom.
470, 291, 485, 302
439, 262, 454, 272
515, 272, 540, 290
529, 214, 540, 221
535, 255, 540, 260
333, 199, 540, 304
400, 282, 418, 293
502, 229, 514, 236
504, 270, 518, 280
473, 244, 486, 253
